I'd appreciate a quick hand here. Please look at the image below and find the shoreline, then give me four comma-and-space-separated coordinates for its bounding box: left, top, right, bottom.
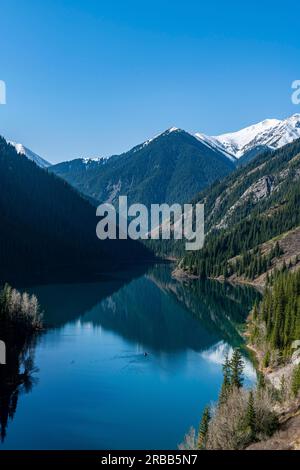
172, 265, 265, 291
244, 308, 300, 449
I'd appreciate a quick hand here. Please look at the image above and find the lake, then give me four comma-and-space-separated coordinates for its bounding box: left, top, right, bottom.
0, 264, 260, 449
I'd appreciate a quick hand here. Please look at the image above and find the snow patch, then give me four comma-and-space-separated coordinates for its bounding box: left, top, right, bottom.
211, 114, 300, 158
195, 132, 237, 162
8, 140, 50, 168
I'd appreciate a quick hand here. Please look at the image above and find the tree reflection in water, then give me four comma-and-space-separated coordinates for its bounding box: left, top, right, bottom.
0, 328, 40, 442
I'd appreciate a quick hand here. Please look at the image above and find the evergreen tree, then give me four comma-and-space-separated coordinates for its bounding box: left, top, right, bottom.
256, 270, 300, 360
180, 138, 300, 280
219, 353, 231, 405
257, 371, 265, 390
263, 350, 271, 368
252, 301, 259, 320
229, 348, 244, 389
197, 406, 211, 450
291, 364, 300, 397
0, 137, 151, 279
245, 391, 256, 441
271, 284, 285, 350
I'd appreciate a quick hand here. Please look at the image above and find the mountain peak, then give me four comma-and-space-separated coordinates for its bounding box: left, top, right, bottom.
194, 132, 237, 162
7, 140, 51, 168
288, 113, 300, 121
51, 124, 235, 208
130, 127, 184, 154
261, 118, 281, 126
159, 127, 184, 138
207, 114, 300, 159
166, 126, 180, 133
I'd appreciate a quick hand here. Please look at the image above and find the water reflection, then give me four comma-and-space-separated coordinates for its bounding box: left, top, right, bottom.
78, 264, 261, 353
0, 329, 39, 442
0, 264, 261, 448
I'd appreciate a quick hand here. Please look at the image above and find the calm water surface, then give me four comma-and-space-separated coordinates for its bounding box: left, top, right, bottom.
0, 264, 260, 449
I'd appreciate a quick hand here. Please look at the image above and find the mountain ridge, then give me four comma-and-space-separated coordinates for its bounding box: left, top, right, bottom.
4, 113, 300, 169
179, 137, 300, 281
50, 128, 235, 207
211, 114, 300, 158
0, 136, 151, 281
8, 141, 51, 168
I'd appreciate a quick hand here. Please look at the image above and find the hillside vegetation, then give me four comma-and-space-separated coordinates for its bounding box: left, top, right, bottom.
0, 137, 151, 280
249, 269, 300, 366
50, 129, 235, 207
180, 139, 300, 281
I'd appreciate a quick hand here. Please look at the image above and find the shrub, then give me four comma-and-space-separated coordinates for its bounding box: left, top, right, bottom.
205, 387, 278, 450
0, 284, 43, 330
291, 364, 300, 397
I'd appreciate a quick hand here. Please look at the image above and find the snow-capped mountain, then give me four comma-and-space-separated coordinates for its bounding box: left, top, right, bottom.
6, 113, 300, 172
194, 132, 237, 162
73, 128, 181, 164
8, 141, 50, 168
210, 114, 300, 159
131, 127, 181, 153
50, 127, 235, 207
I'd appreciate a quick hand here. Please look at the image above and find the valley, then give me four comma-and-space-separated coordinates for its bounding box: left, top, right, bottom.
1, 114, 300, 451
0, 265, 257, 449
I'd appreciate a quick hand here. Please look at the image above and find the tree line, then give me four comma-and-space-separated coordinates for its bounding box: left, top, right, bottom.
250, 269, 300, 362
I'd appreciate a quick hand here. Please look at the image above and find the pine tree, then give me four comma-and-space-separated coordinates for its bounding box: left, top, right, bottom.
271, 284, 285, 349
229, 349, 244, 389
197, 406, 211, 450
263, 350, 271, 368
252, 301, 259, 320
245, 391, 256, 441
257, 371, 265, 390
219, 353, 231, 405
291, 364, 300, 397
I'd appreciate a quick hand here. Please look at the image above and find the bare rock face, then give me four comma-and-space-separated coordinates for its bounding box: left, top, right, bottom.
242, 175, 275, 202
214, 175, 275, 230
106, 179, 122, 204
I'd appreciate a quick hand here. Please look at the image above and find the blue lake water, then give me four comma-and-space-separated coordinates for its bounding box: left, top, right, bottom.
0, 264, 259, 449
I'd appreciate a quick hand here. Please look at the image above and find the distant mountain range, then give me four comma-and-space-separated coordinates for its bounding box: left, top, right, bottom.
2, 112, 300, 281
49, 128, 235, 207
6, 114, 300, 167
48, 114, 300, 208
4, 114, 300, 211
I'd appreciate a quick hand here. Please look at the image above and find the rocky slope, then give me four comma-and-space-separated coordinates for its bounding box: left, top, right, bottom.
180, 137, 300, 281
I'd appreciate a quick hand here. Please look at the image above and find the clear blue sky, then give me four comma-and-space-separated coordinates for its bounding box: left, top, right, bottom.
0, 0, 299, 163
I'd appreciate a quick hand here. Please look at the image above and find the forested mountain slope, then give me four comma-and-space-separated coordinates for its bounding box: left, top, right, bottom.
50, 128, 235, 207
0, 137, 151, 281
180, 138, 300, 280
